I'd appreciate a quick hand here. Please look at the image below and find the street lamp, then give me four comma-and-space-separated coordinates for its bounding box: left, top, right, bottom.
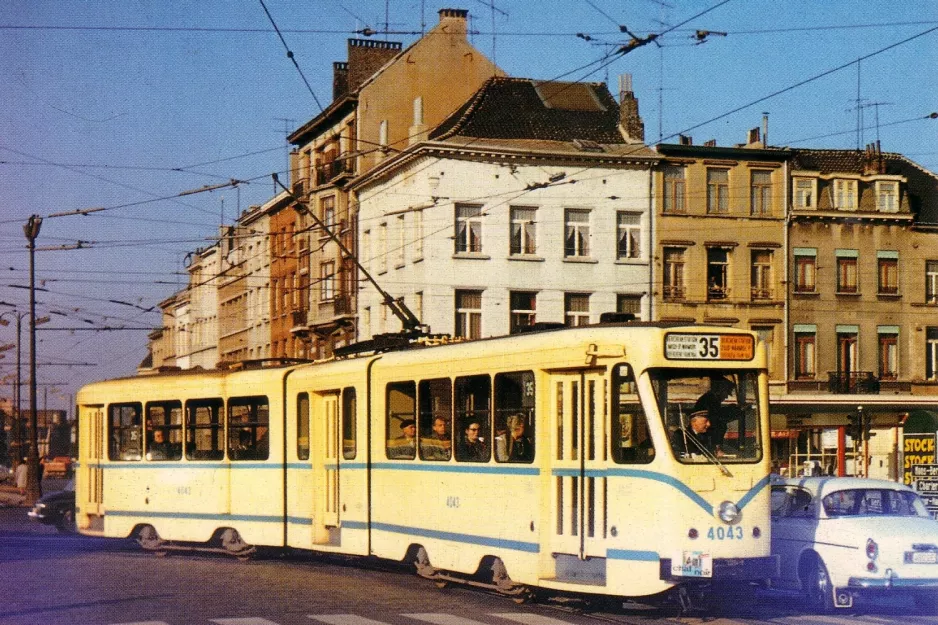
24, 214, 42, 505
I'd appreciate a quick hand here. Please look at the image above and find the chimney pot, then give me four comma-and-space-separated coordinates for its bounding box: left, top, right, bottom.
439, 8, 469, 20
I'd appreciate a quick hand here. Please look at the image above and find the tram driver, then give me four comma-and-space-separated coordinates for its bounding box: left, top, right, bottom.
670, 410, 722, 458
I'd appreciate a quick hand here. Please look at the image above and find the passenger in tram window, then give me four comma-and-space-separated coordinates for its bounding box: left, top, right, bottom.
457, 420, 488, 462
387, 419, 416, 459
671, 410, 721, 458
146, 429, 170, 460
420, 416, 451, 461
495, 413, 533, 463
231, 428, 256, 460
692, 377, 741, 455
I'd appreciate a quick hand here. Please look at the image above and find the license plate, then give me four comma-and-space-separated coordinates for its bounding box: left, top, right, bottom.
672, 551, 713, 578
905, 551, 938, 564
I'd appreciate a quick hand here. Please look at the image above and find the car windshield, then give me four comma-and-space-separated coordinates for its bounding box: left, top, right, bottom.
822, 488, 930, 517
648, 368, 762, 464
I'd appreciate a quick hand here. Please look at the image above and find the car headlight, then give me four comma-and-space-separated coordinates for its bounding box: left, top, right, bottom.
717, 501, 740, 524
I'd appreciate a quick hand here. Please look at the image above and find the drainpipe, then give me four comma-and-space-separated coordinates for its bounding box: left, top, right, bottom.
648, 162, 655, 321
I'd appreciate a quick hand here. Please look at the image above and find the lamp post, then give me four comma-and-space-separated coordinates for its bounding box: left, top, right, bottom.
23, 215, 42, 504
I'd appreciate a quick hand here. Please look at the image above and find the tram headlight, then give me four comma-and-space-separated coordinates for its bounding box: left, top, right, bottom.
717, 501, 740, 524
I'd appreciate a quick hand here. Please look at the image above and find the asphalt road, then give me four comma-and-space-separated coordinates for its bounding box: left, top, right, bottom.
0, 506, 935, 625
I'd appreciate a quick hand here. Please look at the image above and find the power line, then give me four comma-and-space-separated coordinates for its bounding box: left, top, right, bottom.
257, 0, 324, 112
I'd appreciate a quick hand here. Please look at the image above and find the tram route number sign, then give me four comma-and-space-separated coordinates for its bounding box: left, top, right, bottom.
671, 550, 713, 578
665, 333, 754, 361
911, 463, 938, 519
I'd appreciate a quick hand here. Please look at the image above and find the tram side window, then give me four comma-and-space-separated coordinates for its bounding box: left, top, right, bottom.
228, 396, 270, 461
108, 403, 142, 461
145, 401, 183, 461
494, 371, 535, 463
419, 378, 452, 461
297, 393, 310, 460
342, 387, 357, 459
455, 375, 491, 463
186, 398, 224, 461
611, 364, 655, 464
386, 382, 416, 459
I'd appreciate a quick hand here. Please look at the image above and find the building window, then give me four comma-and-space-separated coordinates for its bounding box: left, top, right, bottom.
616, 212, 641, 260
509, 291, 537, 334
378, 223, 388, 273
414, 210, 424, 260
927, 260, 938, 304
707, 168, 729, 214
793, 178, 816, 209
795, 331, 816, 379
836, 251, 858, 293
564, 209, 591, 258
455, 290, 482, 339
455, 204, 483, 254
510, 206, 537, 255
616, 294, 642, 319
663, 247, 685, 301
564, 293, 590, 326
837, 331, 858, 375
876, 181, 899, 213
750, 170, 772, 215
321, 195, 336, 233
877, 253, 899, 294
320, 261, 335, 302
833, 179, 858, 210
794, 249, 817, 293
751, 249, 773, 300
878, 330, 898, 381
396, 214, 405, 267
707, 247, 729, 300
927, 328, 938, 380
662, 165, 686, 213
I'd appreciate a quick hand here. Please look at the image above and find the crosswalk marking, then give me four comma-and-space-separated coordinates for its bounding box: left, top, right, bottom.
489, 613, 579, 625
211, 619, 282, 625
310, 616, 397, 625
404, 613, 493, 625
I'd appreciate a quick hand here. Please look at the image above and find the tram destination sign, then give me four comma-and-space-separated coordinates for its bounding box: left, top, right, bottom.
665, 333, 754, 361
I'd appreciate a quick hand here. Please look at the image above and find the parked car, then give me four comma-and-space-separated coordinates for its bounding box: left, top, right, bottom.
27, 480, 75, 533
771, 476, 938, 612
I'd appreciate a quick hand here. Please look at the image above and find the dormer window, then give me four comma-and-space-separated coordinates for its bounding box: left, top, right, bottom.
876, 180, 899, 213
833, 179, 858, 210
793, 177, 816, 209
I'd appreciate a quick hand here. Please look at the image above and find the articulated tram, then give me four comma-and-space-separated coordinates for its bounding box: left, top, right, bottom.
75, 323, 777, 603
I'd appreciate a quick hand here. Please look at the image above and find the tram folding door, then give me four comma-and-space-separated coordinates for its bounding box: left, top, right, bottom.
312, 392, 340, 544
549, 371, 608, 564
79, 406, 105, 520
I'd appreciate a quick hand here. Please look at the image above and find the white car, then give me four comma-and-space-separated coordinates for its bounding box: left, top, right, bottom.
771, 477, 938, 612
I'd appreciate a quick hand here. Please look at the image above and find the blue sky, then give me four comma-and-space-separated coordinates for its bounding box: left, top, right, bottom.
1, 1, 937, 410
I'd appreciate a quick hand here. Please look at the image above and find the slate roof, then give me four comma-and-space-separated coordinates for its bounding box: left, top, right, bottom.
430, 76, 630, 145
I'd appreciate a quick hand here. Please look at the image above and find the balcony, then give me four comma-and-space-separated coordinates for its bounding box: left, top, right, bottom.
827, 371, 881, 394
663, 285, 685, 301
707, 285, 728, 301
315, 158, 354, 186
751, 287, 773, 301
291, 309, 307, 328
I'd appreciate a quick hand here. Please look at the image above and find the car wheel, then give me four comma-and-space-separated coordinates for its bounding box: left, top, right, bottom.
56, 508, 76, 534
803, 555, 835, 613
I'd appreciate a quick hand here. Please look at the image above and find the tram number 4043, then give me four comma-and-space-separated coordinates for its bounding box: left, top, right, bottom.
707, 526, 744, 540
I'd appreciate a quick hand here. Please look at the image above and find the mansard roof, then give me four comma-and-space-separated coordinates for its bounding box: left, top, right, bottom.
430, 76, 632, 145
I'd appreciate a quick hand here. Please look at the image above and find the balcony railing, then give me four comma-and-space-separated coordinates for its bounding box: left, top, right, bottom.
827, 371, 881, 394
663, 285, 686, 301
315, 159, 354, 186
707, 285, 728, 301
751, 287, 773, 300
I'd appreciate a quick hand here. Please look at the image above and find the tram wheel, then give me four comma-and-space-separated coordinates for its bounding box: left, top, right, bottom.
220, 528, 253, 558
137, 525, 164, 551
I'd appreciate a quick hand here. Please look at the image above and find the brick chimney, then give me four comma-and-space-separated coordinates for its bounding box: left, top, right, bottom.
333, 61, 349, 101
346, 39, 403, 95
617, 74, 645, 143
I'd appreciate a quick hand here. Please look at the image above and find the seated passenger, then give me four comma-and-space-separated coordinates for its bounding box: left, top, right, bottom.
495, 414, 533, 462
457, 420, 488, 462
146, 429, 170, 460
420, 416, 451, 460
387, 419, 416, 459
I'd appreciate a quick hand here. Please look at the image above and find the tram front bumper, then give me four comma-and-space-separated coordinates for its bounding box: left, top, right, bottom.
659, 556, 779, 583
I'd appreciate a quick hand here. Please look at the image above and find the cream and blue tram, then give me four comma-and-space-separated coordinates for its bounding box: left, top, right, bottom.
75, 323, 777, 601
